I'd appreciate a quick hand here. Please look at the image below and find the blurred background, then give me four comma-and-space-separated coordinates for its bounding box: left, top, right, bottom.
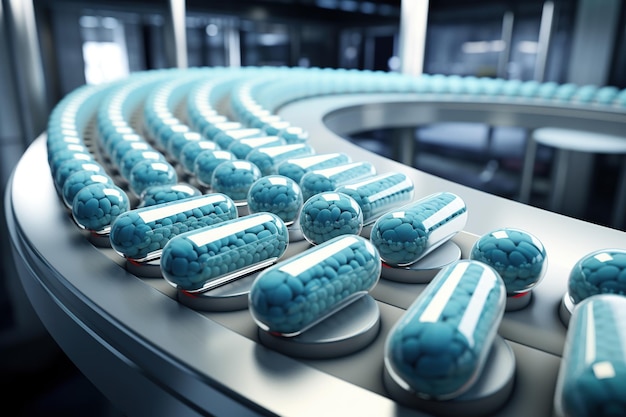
1, 0, 625, 415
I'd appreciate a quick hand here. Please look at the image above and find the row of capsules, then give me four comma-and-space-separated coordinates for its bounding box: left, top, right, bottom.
46, 67, 626, 417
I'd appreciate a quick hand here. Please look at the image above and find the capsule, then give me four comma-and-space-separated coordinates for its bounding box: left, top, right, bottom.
299, 161, 376, 201
179, 140, 218, 174
470, 228, 547, 295
214, 128, 264, 149
384, 260, 506, 399
72, 183, 130, 233
247, 175, 303, 225
62, 171, 114, 208
249, 235, 381, 336
228, 135, 285, 159
211, 160, 262, 202
129, 159, 178, 196
299, 192, 363, 245
554, 294, 626, 417
161, 212, 288, 292
370, 192, 467, 267
567, 249, 626, 304
194, 149, 236, 187
138, 183, 202, 208
246, 143, 315, 176
54, 159, 104, 193
335, 172, 414, 225
109, 193, 238, 262
277, 153, 351, 183
118, 148, 166, 180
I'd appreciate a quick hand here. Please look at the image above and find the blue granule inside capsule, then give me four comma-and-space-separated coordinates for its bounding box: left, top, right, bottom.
386, 262, 504, 398
299, 162, 375, 201
336, 173, 412, 223
54, 159, 104, 192
161, 214, 288, 291
49, 148, 93, 178
560, 296, 626, 417
139, 184, 202, 207
299, 192, 363, 245
370, 192, 465, 266
62, 171, 113, 208
72, 183, 130, 232
211, 161, 262, 201
168, 131, 202, 160
247, 176, 303, 224
109, 195, 238, 260
129, 160, 178, 196
249, 236, 381, 335
194, 150, 235, 187
470, 228, 547, 294
179, 140, 218, 173
277, 154, 350, 183
246, 145, 313, 176
568, 249, 626, 304
229, 137, 283, 159
118, 149, 164, 180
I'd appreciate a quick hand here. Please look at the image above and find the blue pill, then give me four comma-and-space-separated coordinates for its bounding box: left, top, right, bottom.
249, 235, 381, 336
228, 135, 284, 159
335, 172, 414, 225
211, 160, 262, 202
246, 143, 315, 176
72, 183, 130, 233
161, 212, 288, 292
138, 183, 202, 208
385, 260, 505, 399
129, 159, 178, 196
299, 161, 376, 201
299, 192, 363, 245
470, 228, 547, 295
193, 149, 236, 187
62, 171, 113, 208
247, 175, 303, 225
119, 149, 166, 180
179, 140, 218, 174
110, 193, 238, 262
370, 192, 467, 267
277, 153, 351, 183
568, 249, 626, 304
54, 159, 104, 192
555, 294, 626, 417
214, 128, 263, 149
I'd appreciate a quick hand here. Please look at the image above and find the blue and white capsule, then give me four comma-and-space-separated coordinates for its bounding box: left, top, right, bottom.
249, 235, 381, 336
555, 294, 626, 417
161, 212, 288, 292
109, 193, 238, 262
385, 260, 506, 399
299, 161, 376, 201
370, 192, 467, 267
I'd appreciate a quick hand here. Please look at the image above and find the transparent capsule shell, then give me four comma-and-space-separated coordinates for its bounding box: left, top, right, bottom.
554, 294, 626, 417
567, 249, 626, 304
161, 212, 289, 292
470, 228, 548, 295
335, 172, 414, 225
249, 235, 381, 336
109, 193, 238, 262
384, 260, 506, 399
299, 161, 376, 202
370, 191, 468, 267
211, 160, 262, 202
299, 191, 363, 245
247, 175, 303, 225
246, 143, 315, 176
277, 152, 351, 183
138, 183, 202, 208
71, 183, 130, 233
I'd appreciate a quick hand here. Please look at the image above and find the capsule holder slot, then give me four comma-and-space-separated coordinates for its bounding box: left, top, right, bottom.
380, 240, 462, 284
176, 271, 261, 312
505, 291, 533, 311
558, 292, 575, 326
125, 258, 163, 278
257, 294, 380, 359
383, 336, 516, 417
